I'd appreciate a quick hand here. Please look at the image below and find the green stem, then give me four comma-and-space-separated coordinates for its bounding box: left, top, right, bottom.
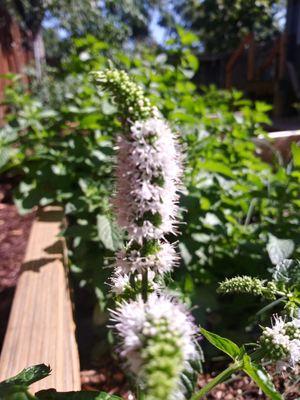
191, 361, 242, 400
142, 269, 148, 302
244, 198, 255, 226
25, 389, 37, 399
250, 348, 265, 362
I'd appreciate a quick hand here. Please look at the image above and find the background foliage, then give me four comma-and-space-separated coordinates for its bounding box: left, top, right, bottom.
163, 0, 283, 54
1, 31, 299, 339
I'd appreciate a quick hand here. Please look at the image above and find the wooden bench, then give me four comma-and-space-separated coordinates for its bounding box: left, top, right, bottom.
0, 206, 81, 393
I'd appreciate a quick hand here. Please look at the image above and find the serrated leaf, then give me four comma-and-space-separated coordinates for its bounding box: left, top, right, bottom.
272, 259, 300, 285
96, 215, 121, 251
243, 355, 282, 400
267, 234, 294, 265
200, 328, 241, 359
0, 365, 51, 388
0, 365, 51, 398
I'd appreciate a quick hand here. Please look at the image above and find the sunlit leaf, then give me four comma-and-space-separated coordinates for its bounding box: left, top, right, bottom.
201, 328, 241, 359
267, 234, 294, 265
243, 356, 282, 400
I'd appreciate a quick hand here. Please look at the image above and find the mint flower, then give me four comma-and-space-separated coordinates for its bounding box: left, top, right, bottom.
115, 241, 178, 275
114, 118, 182, 243
260, 315, 300, 370
110, 269, 158, 295
110, 293, 200, 400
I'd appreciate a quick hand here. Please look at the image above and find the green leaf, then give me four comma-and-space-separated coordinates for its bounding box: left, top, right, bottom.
0, 365, 51, 388
266, 234, 294, 265
101, 99, 116, 115
0, 365, 51, 398
183, 52, 199, 72
96, 215, 121, 251
36, 390, 121, 399
177, 26, 198, 46
291, 143, 300, 167
198, 161, 234, 178
243, 355, 282, 400
0, 147, 12, 170
200, 328, 241, 359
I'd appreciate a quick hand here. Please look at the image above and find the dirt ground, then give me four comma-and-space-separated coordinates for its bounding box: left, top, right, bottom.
80, 360, 299, 400
0, 182, 35, 348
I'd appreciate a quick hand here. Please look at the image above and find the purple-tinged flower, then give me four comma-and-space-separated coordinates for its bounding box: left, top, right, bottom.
114, 118, 182, 243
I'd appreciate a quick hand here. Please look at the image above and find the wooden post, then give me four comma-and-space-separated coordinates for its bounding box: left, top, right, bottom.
225, 33, 253, 89
0, 207, 81, 393
247, 34, 255, 81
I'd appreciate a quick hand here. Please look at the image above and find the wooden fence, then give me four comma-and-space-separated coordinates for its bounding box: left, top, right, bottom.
0, 6, 33, 122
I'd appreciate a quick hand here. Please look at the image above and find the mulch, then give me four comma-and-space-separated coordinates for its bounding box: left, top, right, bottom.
0, 182, 35, 348
0, 186, 35, 291
80, 363, 300, 399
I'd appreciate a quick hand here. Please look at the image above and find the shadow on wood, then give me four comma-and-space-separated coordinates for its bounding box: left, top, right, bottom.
0, 206, 81, 393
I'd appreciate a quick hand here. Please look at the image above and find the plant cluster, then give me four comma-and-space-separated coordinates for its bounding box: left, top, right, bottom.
91, 69, 299, 399
2, 69, 298, 400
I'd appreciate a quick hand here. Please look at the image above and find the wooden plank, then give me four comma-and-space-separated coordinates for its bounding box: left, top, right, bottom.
0, 206, 81, 393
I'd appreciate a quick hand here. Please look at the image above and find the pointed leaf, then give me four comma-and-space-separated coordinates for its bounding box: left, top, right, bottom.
0, 365, 51, 388
96, 215, 121, 251
200, 328, 241, 359
243, 355, 282, 400
0, 365, 50, 398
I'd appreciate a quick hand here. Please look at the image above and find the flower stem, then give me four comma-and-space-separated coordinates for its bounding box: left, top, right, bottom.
191, 362, 242, 400
142, 269, 148, 302
250, 347, 265, 362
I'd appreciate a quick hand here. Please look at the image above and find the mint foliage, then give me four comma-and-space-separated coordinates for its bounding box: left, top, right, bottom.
0, 364, 121, 400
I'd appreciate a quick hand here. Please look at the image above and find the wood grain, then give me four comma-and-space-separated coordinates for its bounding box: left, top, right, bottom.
0, 206, 81, 393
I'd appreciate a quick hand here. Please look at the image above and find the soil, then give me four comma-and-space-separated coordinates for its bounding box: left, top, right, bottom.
0, 181, 35, 348
0, 181, 299, 399
80, 360, 300, 399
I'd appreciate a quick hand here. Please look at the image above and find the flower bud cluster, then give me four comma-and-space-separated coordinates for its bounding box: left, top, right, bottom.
111, 293, 200, 400
260, 315, 300, 369
218, 276, 278, 300
92, 68, 156, 120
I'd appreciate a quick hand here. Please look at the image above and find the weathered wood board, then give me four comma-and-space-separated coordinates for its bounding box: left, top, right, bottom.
0, 206, 81, 393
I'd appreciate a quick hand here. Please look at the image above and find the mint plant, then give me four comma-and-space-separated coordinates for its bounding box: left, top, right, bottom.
92, 68, 203, 400
91, 68, 295, 399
